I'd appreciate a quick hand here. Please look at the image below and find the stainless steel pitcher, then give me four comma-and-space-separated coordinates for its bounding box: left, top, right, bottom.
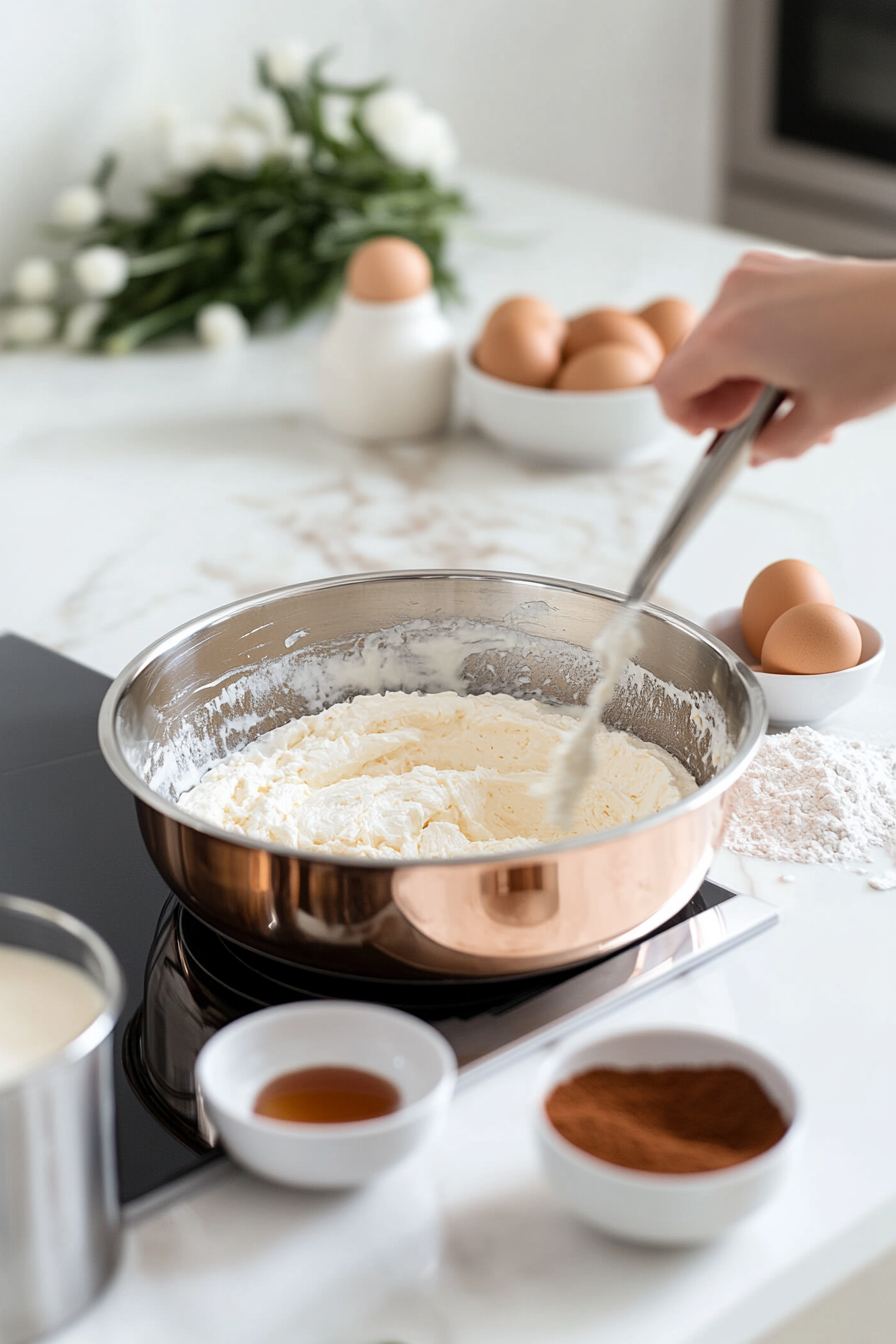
0, 894, 124, 1344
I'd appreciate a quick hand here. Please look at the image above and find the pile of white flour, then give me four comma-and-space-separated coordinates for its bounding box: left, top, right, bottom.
725, 726, 896, 868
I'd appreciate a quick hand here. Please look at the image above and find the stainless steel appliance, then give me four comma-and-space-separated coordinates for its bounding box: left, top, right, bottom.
0, 896, 123, 1344
726, 0, 896, 254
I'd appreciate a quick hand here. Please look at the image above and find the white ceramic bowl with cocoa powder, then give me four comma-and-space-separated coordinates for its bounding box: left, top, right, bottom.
533, 1027, 800, 1246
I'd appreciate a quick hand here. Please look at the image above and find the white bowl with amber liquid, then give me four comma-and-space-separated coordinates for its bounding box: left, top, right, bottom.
196, 1001, 457, 1188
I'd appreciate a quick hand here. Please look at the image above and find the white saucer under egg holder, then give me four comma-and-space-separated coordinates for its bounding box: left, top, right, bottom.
195, 1001, 457, 1189
533, 1027, 800, 1247
461, 350, 671, 468
705, 607, 885, 728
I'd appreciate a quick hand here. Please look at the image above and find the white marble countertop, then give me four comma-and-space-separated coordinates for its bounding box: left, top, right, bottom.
3, 169, 896, 1344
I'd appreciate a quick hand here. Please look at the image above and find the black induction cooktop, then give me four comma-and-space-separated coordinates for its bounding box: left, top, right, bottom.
0, 634, 218, 1206
0, 633, 773, 1211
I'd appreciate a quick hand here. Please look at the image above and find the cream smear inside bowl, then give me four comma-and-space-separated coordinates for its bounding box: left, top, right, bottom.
143, 613, 735, 819
175, 686, 700, 860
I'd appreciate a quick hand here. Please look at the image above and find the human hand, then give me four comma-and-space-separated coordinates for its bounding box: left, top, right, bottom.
654, 251, 896, 464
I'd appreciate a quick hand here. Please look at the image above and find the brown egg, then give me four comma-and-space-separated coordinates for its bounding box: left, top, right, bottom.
741, 559, 835, 661
475, 312, 563, 387
553, 342, 656, 392
482, 296, 567, 344
761, 603, 862, 675
638, 297, 700, 354
564, 308, 664, 369
346, 237, 432, 303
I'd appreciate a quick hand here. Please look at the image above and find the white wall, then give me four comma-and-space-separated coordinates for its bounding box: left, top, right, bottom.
0, 0, 725, 278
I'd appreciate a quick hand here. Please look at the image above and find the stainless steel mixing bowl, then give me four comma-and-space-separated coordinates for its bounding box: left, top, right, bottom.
99, 570, 766, 978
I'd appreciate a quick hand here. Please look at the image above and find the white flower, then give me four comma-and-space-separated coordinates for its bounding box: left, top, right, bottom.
73, 245, 129, 298
237, 90, 290, 142
155, 102, 185, 133
53, 184, 105, 230
388, 108, 458, 176
363, 88, 421, 144
265, 39, 311, 87
6, 304, 57, 346
320, 94, 356, 144
196, 303, 249, 349
418, 109, 459, 174
363, 91, 458, 176
166, 122, 218, 174
278, 133, 312, 168
215, 126, 268, 173
63, 300, 107, 350
12, 257, 59, 302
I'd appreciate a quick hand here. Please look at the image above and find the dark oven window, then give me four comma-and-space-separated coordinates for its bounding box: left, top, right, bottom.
777, 0, 896, 167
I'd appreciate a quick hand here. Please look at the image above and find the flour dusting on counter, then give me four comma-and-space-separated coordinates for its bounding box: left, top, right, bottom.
725, 726, 896, 865
178, 690, 697, 860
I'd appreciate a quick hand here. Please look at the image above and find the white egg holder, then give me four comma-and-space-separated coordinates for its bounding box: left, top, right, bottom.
318, 291, 455, 441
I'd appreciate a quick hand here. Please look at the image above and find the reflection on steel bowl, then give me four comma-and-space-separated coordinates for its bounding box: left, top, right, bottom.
98, 570, 766, 979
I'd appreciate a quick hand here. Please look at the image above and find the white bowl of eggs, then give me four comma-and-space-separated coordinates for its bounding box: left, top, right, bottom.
705, 560, 885, 728
462, 295, 698, 467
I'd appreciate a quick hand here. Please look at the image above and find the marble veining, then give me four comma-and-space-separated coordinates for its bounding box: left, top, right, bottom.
0, 409, 697, 676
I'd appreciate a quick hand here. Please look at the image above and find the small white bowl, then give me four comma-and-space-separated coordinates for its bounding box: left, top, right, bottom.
534, 1027, 799, 1246
196, 1001, 457, 1189
462, 354, 671, 467
705, 607, 885, 728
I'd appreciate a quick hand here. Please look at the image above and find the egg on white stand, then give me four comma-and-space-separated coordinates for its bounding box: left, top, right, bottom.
318, 236, 455, 441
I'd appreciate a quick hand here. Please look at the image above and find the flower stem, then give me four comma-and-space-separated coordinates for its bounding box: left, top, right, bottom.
102, 293, 210, 353
128, 243, 202, 277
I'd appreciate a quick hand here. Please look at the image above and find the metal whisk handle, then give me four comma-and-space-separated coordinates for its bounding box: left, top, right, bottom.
627, 385, 786, 608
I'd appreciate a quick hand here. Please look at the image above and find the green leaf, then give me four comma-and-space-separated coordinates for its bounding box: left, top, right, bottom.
49, 45, 471, 352
178, 205, 239, 238
92, 152, 117, 192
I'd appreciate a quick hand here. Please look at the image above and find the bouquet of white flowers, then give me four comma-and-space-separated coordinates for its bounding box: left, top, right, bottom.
0, 40, 468, 354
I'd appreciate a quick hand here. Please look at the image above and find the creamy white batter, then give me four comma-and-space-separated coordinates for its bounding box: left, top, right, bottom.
0, 946, 106, 1085
178, 690, 696, 860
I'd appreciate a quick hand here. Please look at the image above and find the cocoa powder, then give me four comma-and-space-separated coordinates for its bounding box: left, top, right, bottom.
546, 1066, 788, 1174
